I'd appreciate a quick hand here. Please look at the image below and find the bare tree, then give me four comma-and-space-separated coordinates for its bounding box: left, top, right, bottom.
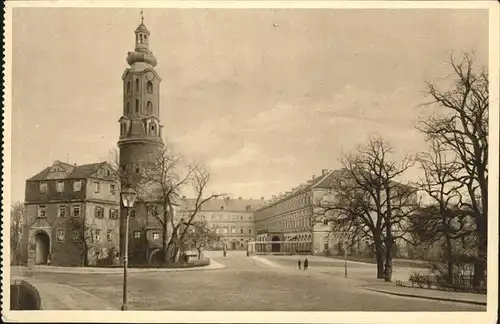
139, 145, 224, 264
184, 217, 219, 259
409, 140, 473, 283
69, 216, 98, 267
10, 201, 26, 265
317, 136, 418, 281
417, 52, 488, 288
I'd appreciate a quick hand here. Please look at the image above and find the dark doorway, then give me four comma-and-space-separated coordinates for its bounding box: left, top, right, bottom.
35, 232, 50, 265
232, 242, 237, 250
271, 236, 281, 253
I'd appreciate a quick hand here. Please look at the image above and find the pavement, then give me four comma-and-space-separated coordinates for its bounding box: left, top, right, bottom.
259, 254, 487, 306
8, 252, 487, 311
362, 284, 487, 306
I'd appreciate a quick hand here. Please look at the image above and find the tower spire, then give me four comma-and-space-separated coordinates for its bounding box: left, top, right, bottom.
140, 9, 144, 24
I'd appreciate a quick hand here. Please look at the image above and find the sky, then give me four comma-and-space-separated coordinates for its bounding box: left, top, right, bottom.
10, 8, 489, 203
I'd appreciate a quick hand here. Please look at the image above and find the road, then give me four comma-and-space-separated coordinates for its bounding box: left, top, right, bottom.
10, 251, 486, 311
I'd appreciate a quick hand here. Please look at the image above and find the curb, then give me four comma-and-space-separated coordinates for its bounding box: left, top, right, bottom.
13, 261, 226, 275
363, 287, 487, 306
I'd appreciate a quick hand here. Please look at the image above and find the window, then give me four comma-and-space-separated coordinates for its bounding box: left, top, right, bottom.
72, 230, 79, 241
95, 206, 104, 219
56, 228, 65, 242
220, 205, 224, 210
72, 204, 81, 217
150, 124, 155, 135
38, 205, 46, 218
126, 102, 130, 114
249, 229, 252, 234
147, 81, 153, 94
232, 215, 237, 221
110, 184, 116, 194
39, 182, 47, 194
135, 167, 140, 174
231, 227, 236, 234
135, 79, 139, 92
152, 232, 160, 240
73, 180, 82, 192
126, 81, 131, 94
240, 228, 243, 234
133, 231, 141, 238
109, 208, 117, 220
107, 230, 113, 242
223, 228, 228, 234
56, 180, 64, 192
215, 228, 220, 234
147, 101, 153, 115
58, 205, 66, 218
240, 216, 243, 220
323, 219, 329, 225
94, 181, 100, 193
135, 99, 139, 113
95, 230, 101, 242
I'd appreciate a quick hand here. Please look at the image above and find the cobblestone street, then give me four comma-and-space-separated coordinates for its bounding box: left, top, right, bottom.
11, 251, 486, 311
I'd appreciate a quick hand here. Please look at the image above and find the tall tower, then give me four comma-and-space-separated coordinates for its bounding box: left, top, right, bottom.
118, 17, 164, 259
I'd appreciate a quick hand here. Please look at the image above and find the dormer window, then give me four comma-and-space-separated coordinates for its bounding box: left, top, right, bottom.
39, 182, 47, 194
73, 180, 82, 192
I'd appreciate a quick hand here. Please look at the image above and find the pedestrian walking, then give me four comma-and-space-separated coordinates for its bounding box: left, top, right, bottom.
298, 259, 302, 270
304, 258, 309, 271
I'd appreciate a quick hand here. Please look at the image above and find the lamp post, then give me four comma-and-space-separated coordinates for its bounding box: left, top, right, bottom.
120, 188, 137, 311
344, 238, 348, 278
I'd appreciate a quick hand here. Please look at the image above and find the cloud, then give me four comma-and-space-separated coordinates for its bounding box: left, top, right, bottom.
209, 143, 261, 168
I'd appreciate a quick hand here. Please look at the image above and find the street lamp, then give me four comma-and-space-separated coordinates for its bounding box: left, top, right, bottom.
344, 239, 348, 278
120, 188, 137, 311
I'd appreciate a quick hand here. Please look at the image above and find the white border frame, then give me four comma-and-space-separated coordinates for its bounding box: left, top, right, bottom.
2, 1, 498, 323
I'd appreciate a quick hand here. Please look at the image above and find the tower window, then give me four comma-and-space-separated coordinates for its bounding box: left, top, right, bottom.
135, 79, 139, 92
147, 101, 153, 114
150, 124, 156, 135
135, 99, 139, 113
139, 35, 143, 44
126, 102, 130, 114
147, 81, 153, 94
126, 81, 131, 94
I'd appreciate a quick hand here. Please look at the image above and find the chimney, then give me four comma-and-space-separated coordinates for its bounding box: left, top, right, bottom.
312, 175, 316, 180
261, 196, 264, 200
182, 195, 186, 199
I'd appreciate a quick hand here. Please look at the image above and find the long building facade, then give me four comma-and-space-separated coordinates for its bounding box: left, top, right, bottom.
179, 197, 266, 251
253, 169, 338, 255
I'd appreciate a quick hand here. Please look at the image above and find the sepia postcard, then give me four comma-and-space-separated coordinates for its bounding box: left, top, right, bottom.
1, 1, 499, 323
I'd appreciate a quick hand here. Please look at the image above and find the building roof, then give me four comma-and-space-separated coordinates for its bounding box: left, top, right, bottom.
255, 169, 342, 211
179, 197, 267, 212
26, 160, 110, 181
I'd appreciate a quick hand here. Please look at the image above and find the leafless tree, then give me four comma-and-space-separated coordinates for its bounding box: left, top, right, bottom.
69, 216, 98, 266
316, 136, 418, 281
409, 140, 474, 283
10, 201, 26, 265
184, 217, 219, 260
417, 52, 488, 288
139, 145, 224, 264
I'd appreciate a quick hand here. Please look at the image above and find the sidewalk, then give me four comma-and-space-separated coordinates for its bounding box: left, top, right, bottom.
12, 278, 117, 310
363, 284, 487, 306
10, 259, 225, 275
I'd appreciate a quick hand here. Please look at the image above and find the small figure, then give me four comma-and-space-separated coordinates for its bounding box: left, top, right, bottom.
303, 258, 309, 271
298, 259, 302, 270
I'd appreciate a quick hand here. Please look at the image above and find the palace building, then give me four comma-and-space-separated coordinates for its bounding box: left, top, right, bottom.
179, 197, 266, 251
253, 169, 340, 255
